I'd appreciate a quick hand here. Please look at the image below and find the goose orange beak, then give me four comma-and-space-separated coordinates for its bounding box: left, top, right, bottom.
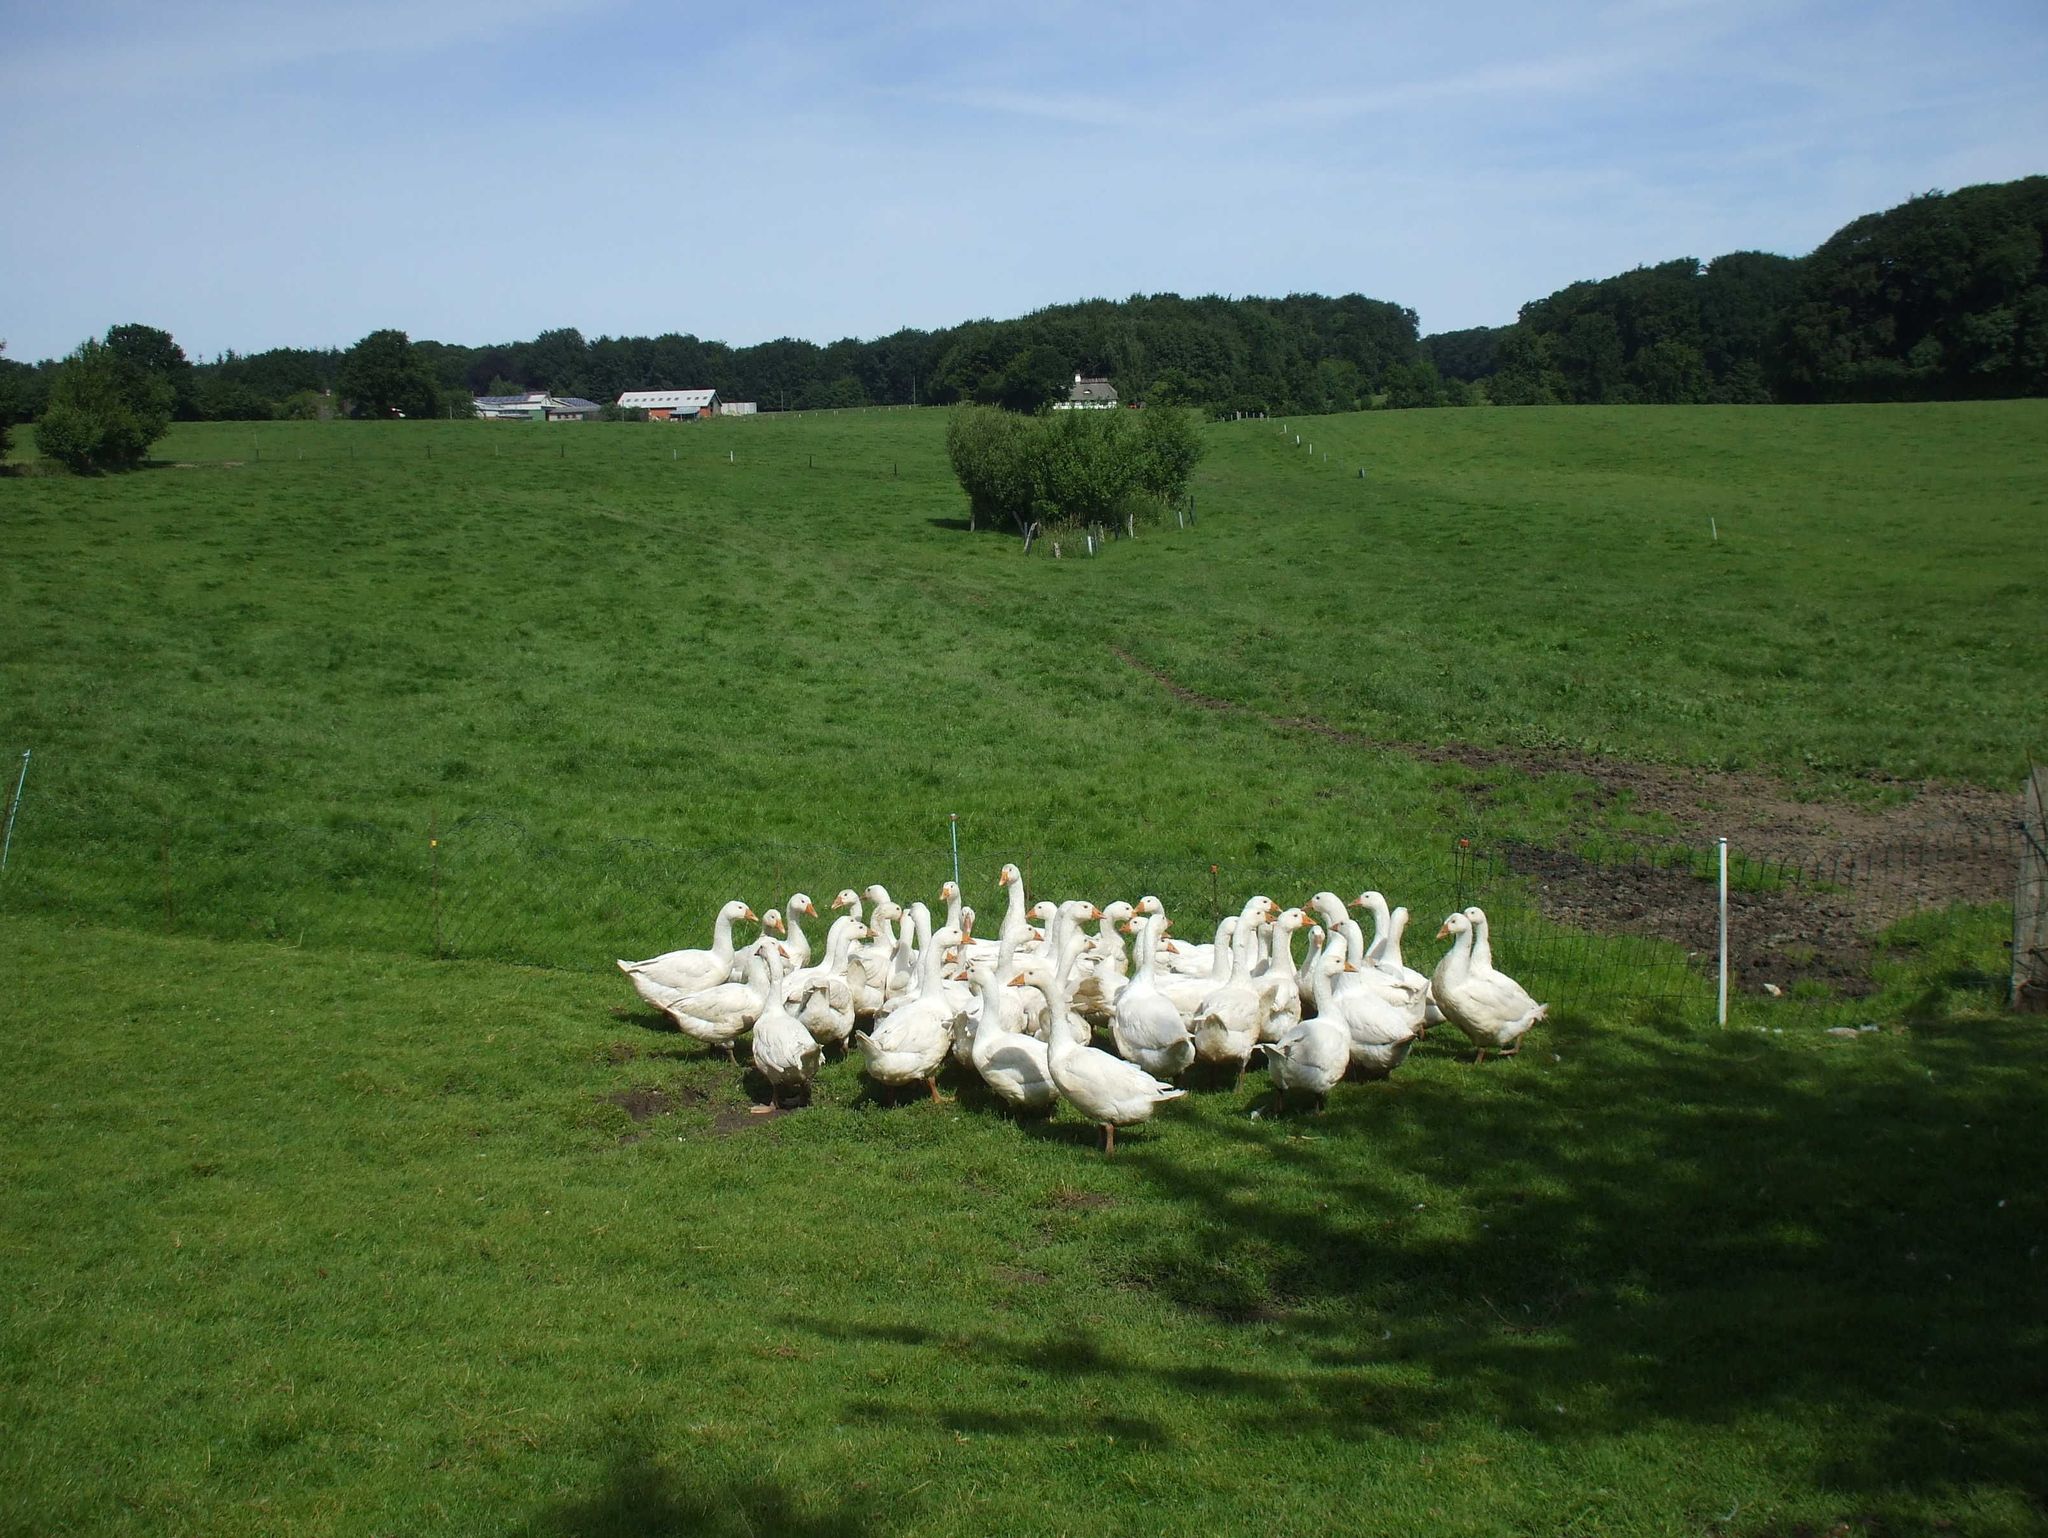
1435, 923, 1450, 939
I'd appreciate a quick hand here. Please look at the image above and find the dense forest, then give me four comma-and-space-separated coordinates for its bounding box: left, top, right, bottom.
3, 177, 2042, 435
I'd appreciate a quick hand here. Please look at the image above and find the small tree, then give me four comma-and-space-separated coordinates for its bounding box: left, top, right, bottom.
105, 323, 201, 419
36, 338, 175, 471
338, 329, 439, 419
1131, 405, 1202, 511
0, 341, 14, 462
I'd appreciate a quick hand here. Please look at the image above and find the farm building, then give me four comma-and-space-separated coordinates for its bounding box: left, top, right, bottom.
618, 388, 719, 421
473, 392, 602, 422
717, 401, 759, 417
1053, 373, 1118, 409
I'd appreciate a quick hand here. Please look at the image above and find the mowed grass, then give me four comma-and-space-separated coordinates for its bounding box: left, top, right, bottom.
3, 405, 2045, 1532
4, 910, 2044, 1537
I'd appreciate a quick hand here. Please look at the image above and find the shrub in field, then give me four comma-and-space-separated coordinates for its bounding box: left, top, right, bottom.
946, 404, 1204, 535
35, 338, 175, 471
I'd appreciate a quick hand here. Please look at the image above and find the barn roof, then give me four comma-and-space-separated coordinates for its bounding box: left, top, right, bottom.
618, 388, 718, 410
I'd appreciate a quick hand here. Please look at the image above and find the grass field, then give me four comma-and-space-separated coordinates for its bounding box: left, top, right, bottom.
3, 403, 2045, 1533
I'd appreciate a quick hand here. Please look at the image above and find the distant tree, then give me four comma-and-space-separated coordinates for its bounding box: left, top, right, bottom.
975, 344, 1072, 412
522, 327, 589, 394
823, 374, 870, 409
35, 337, 175, 470
0, 341, 15, 461
105, 322, 201, 419
1629, 339, 1709, 403
1381, 358, 1445, 409
1423, 326, 1506, 382
199, 376, 273, 421
338, 329, 439, 419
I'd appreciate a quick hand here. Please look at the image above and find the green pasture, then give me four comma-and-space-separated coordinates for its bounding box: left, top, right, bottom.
3, 912, 2043, 1537
2, 403, 2044, 1532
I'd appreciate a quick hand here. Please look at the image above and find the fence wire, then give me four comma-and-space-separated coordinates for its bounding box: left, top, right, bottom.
0, 798, 2017, 1015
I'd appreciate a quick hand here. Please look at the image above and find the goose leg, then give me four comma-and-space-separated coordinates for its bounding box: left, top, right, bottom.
1103, 1123, 1115, 1158
1474, 1049, 1488, 1066
926, 1077, 941, 1103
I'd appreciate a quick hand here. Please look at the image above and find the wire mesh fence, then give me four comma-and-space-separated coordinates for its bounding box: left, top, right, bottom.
0, 793, 2019, 1016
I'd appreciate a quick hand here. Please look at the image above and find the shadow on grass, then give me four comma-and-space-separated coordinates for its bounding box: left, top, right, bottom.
780, 1012, 2048, 1520
521, 1444, 888, 1537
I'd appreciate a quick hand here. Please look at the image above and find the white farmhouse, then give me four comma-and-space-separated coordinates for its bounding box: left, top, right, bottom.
1052, 373, 1119, 410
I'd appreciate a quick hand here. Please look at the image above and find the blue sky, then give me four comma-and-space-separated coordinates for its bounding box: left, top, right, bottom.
2, 0, 2043, 362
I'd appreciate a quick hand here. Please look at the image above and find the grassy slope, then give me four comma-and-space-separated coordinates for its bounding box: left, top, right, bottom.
3, 911, 2043, 1537
3, 406, 2044, 1532
4, 404, 2043, 855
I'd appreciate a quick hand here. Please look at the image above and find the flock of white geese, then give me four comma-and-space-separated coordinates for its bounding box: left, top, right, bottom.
617, 863, 1547, 1154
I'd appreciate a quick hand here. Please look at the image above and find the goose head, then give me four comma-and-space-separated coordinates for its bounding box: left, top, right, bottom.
1437, 911, 1473, 941
863, 883, 893, 909
1099, 899, 1136, 927
719, 898, 758, 926
997, 862, 1022, 888
1029, 900, 1059, 927
761, 908, 786, 936
788, 892, 818, 921
829, 888, 863, 916
1134, 894, 1165, 918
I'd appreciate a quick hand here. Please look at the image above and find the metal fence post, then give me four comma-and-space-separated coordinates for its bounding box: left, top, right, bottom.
1717, 837, 1729, 1025
0, 750, 28, 875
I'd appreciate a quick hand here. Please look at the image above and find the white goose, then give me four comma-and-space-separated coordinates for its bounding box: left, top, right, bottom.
751, 946, 823, 1107
1194, 896, 1278, 1086
778, 892, 819, 971
1433, 909, 1547, 1063
1110, 911, 1196, 1079
1070, 899, 1135, 1024
1155, 915, 1239, 1024
1253, 905, 1308, 1041
1348, 891, 1433, 1033
617, 898, 756, 1006
786, 915, 869, 1055
1031, 964, 1186, 1156
662, 947, 773, 1058
853, 924, 966, 1101
1317, 927, 1420, 1079
966, 963, 1059, 1114
1256, 938, 1352, 1111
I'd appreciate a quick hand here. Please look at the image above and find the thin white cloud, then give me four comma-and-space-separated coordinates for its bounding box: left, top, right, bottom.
0, 0, 615, 101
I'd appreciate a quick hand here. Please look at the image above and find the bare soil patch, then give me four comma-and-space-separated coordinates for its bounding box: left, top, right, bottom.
712, 1104, 793, 1134
603, 1082, 707, 1122
1112, 645, 2018, 993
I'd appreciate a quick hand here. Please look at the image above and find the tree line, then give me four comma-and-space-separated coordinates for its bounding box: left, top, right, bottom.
4, 176, 2043, 468
1430, 176, 2048, 405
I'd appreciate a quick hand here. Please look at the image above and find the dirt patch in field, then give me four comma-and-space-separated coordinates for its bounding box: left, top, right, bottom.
603, 1083, 707, 1122
712, 1104, 793, 1134
1044, 1186, 1116, 1211
1502, 842, 1882, 996
1112, 644, 2018, 993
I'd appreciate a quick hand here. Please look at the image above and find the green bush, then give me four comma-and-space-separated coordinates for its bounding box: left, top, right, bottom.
946, 404, 1203, 535
35, 338, 175, 471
